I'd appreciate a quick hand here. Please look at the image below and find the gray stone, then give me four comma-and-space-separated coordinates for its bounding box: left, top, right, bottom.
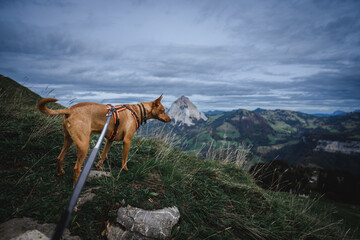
105, 206, 180, 240
0, 217, 81, 240
74, 187, 100, 212
87, 170, 112, 182
105, 222, 152, 240
10, 229, 49, 240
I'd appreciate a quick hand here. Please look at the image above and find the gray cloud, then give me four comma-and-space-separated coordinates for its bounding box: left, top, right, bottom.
0, 0, 359, 114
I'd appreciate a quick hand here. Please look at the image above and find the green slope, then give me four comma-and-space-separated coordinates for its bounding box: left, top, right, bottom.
0, 74, 42, 107
0, 75, 359, 239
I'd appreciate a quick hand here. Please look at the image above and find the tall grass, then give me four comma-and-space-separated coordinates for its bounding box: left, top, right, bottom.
136, 123, 252, 169
112, 128, 358, 239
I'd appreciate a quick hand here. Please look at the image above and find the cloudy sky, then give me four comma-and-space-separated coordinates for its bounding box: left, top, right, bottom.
1, 0, 359, 113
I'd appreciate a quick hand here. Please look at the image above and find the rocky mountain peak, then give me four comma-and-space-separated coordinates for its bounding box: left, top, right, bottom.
167, 96, 208, 126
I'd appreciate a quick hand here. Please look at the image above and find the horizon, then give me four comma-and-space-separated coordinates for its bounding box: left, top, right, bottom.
4, 73, 356, 115
1, 1, 359, 114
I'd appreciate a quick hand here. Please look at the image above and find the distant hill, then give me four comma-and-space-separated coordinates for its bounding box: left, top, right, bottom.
0, 74, 42, 106
313, 110, 348, 117
313, 110, 360, 117
205, 110, 236, 115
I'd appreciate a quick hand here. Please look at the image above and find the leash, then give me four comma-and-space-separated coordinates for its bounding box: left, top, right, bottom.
51, 107, 115, 240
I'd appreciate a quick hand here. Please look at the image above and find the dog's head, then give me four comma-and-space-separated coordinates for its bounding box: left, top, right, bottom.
151, 95, 171, 123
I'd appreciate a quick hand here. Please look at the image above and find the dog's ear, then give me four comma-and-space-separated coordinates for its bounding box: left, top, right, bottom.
154, 94, 163, 106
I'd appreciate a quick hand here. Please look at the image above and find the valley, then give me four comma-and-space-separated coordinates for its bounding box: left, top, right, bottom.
143, 95, 360, 175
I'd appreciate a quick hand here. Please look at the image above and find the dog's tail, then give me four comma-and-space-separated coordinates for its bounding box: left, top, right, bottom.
38, 98, 71, 116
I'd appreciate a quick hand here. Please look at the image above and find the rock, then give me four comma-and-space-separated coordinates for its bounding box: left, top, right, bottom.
314, 140, 360, 155
0, 217, 81, 240
105, 222, 152, 240
10, 229, 49, 240
105, 206, 180, 240
87, 170, 112, 182
74, 187, 101, 212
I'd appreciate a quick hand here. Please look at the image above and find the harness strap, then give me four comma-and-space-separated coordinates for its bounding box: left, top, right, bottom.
123, 105, 140, 129
141, 103, 147, 124
137, 103, 147, 125
106, 104, 141, 141
137, 104, 143, 125
107, 105, 123, 141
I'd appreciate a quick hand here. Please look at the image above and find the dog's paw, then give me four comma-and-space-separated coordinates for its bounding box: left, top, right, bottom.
122, 165, 128, 171
57, 169, 65, 176
96, 164, 103, 171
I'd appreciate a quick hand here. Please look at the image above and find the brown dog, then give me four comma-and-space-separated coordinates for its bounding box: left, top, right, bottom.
38, 95, 171, 186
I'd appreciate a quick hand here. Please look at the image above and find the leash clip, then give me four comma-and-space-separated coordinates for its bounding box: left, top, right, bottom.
106, 105, 116, 117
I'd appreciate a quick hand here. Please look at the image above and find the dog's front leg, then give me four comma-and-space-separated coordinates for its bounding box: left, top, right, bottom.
121, 138, 131, 171
96, 139, 113, 171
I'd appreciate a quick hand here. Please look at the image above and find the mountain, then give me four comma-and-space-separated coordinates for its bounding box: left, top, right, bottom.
204, 110, 226, 115
204, 109, 236, 115
204, 109, 275, 146
313, 110, 348, 117
313, 110, 360, 117
167, 96, 208, 126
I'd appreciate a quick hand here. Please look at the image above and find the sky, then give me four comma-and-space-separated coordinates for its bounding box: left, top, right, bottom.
0, 0, 359, 114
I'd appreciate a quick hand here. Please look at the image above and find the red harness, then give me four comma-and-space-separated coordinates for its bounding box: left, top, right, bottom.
106, 105, 141, 141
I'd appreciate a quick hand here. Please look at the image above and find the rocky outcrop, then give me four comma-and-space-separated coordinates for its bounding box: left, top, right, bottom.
314, 140, 360, 155
167, 96, 207, 126
74, 187, 101, 212
0, 217, 80, 240
10, 229, 49, 240
105, 205, 180, 240
86, 170, 112, 182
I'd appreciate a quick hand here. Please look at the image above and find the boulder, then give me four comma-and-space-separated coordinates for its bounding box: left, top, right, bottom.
10, 229, 49, 240
106, 205, 180, 240
74, 187, 101, 212
87, 170, 112, 182
0, 217, 80, 240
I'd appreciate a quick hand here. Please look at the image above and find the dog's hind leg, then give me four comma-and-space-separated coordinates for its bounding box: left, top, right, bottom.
96, 139, 113, 171
73, 136, 90, 187
57, 133, 73, 176
121, 137, 132, 171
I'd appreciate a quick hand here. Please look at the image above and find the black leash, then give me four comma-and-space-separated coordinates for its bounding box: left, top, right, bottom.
51, 107, 115, 240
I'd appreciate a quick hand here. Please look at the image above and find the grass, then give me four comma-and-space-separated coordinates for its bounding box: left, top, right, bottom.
216, 122, 241, 139
1, 78, 359, 239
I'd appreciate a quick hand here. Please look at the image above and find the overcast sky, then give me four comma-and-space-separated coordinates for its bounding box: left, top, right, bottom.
1, 0, 359, 113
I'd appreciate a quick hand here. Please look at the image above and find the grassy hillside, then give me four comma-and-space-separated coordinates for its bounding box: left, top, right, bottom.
256, 108, 360, 141
1, 76, 359, 239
